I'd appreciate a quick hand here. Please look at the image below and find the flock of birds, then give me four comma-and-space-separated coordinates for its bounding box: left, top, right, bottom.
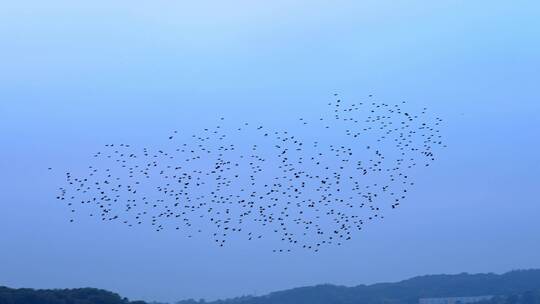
53, 95, 446, 252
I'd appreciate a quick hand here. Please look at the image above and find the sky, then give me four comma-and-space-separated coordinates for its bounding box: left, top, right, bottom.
1, 0, 539, 303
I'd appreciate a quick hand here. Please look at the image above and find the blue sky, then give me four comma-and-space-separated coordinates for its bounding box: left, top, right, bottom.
0, 1, 539, 303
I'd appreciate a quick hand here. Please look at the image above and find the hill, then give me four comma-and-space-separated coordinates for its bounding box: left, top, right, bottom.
176, 269, 540, 304
1, 269, 539, 304
0, 287, 146, 304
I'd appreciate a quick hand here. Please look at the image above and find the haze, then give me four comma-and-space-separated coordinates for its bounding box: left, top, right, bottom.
0, 1, 539, 303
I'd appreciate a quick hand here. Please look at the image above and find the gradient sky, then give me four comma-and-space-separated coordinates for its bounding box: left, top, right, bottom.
1, 1, 539, 303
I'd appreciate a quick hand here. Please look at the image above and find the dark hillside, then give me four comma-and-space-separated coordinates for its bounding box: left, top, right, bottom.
176, 269, 540, 304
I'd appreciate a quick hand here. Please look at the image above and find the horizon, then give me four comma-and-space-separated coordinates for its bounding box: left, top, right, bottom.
1, 1, 539, 303
2, 268, 540, 303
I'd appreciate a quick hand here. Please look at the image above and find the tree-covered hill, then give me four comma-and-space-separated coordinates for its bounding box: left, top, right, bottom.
479, 289, 540, 304
176, 269, 540, 304
1, 269, 539, 304
0, 287, 146, 304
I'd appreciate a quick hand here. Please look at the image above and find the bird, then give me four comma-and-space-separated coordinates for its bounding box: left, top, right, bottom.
52, 94, 446, 253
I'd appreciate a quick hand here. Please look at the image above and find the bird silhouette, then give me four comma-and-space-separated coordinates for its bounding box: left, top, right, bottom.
53, 94, 446, 253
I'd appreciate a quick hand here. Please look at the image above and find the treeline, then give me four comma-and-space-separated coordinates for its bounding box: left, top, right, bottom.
1, 269, 540, 304
0, 287, 146, 304
479, 290, 540, 304
176, 269, 540, 304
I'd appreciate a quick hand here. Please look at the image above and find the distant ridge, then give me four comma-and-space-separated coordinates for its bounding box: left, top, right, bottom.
1, 269, 539, 304
176, 269, 540, 304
